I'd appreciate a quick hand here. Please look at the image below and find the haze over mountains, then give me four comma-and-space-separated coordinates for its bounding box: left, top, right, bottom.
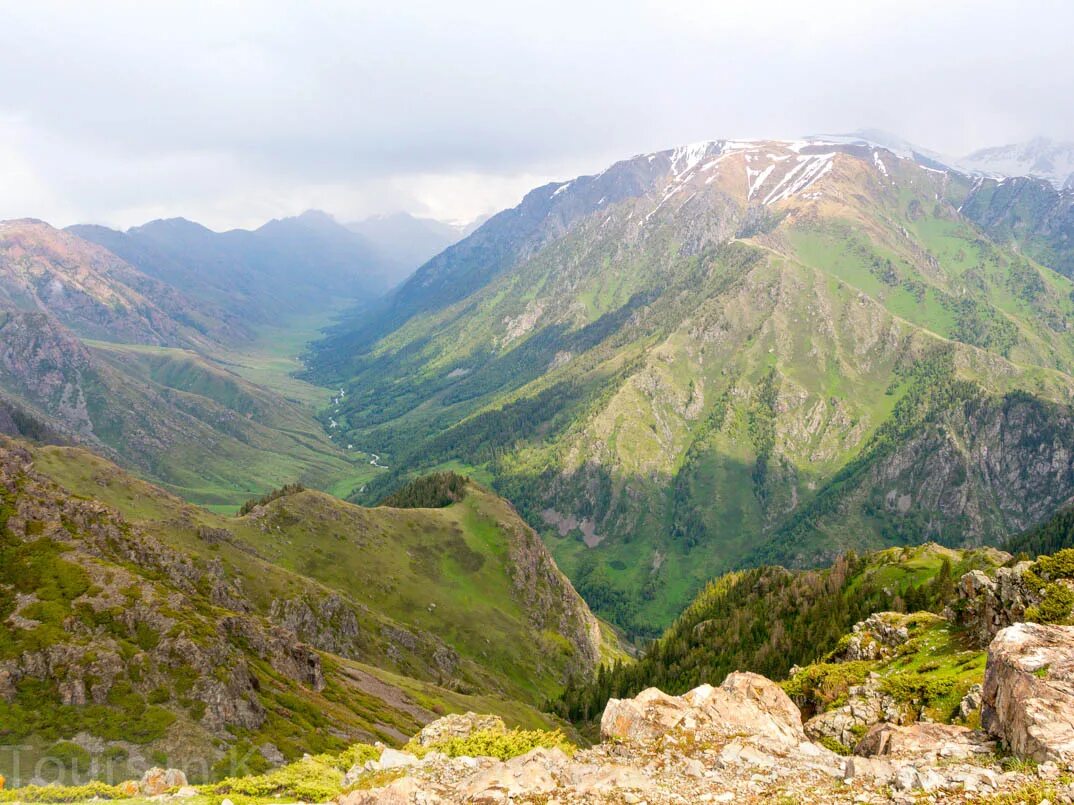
1, 131, 1073, 632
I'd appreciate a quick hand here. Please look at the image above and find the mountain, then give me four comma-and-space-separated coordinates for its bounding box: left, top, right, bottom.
0, 305, 369, 508
0, 435, 612, 782
958, 137, 1074, 190
0, 217, 403, 509
69, 210, 393, 328
305, 138, 1074, 636
347, 213, 466, 281
553, 542, 1003, 722
0, 219, 241, 347
958, 175, 1074, 278
118, 542, 1071, 804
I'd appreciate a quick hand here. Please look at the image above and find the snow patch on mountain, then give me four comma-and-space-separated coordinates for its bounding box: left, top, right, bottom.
957, 137, 1074, 190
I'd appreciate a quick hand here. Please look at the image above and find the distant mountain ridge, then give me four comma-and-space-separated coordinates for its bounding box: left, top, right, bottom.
69, 210, 397, 327
0, 218, 241, 347
347, 212, 468, 282
817, 130, 1074, 190
959, 137, 1074, 191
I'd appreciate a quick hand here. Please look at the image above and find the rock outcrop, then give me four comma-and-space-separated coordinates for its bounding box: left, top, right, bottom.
138, 768, 188, 796
804, 674, 903, 747
601, 672, 806, 747
954, 563, 1041, 647
982, 622, 1074, 763
830, 611, 909, 662
415, 712, 506, 746
335, 670, 1074, 803
855, 722, 995, 760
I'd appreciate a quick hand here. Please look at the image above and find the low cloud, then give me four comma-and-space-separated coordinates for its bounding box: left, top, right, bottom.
1, 0, 1071, 229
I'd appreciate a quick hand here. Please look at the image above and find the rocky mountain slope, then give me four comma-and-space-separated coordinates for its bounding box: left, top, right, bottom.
0, 219, 241, 347
554, 543, 1002, 723
959, 175, 1074, 278
305, 138, 1074, 635
8, 535, 1074, 801
334, 639, 1074, 803
0, 307, 367, 507
0, 436, 611, 784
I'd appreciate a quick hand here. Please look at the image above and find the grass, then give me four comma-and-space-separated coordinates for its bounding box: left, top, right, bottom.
1, 438, 597, 786
0, 726, 574, 802
25, 441, 600, 705
785, 611, 986, 725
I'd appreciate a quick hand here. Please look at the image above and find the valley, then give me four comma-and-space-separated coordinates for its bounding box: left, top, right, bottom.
7, 4, 1074, 800
303, 139, 1074, 636
4, 130, 1074, 802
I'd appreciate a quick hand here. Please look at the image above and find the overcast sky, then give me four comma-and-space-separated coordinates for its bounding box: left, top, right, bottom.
1, 0, 1072, 231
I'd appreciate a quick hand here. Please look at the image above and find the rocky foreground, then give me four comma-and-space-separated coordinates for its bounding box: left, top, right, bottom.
339, 623, 1074, 803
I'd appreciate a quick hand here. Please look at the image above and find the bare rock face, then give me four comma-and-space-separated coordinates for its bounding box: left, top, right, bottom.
415, 712, 506, 746
954, 564, 1040, 648
600, 671, 805, 747
854, 722, 996, 761
337, 777, 430, 805
981, 622, 1074, 763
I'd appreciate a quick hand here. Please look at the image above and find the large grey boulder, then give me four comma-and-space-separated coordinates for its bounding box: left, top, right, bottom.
981, 622, 1074, 763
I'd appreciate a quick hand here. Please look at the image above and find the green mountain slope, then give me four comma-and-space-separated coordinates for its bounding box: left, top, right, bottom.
552, 542, 1003, 724
959, 176, 1074, 279
0, 309, 374, 509
0, 436, 611, 782
307, 140, 1074, 636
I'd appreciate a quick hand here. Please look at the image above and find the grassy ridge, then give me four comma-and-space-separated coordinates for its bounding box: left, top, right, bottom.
1, 437, 608, 784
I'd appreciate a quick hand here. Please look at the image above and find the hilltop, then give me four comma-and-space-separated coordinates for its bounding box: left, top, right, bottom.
0, 436, 615, 784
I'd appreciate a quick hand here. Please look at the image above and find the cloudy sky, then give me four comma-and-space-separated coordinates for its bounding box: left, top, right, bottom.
1, 0, 1072, 230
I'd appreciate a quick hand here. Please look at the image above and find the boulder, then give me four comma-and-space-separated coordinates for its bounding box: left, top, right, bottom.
601, 686, 695, 742
336, 777, 435, 805
954, 564, 1039, 647
377, 748, 422, 770
842, 755, 897, 785
981, 622, 1074, 763
138, 767, 188, 796
459, 747, 566, 799
854, 722, 995, 760
832, 612, 910, 662
600, 672, 805, 746
415, 712, 507, 746
719, 671, 804, 736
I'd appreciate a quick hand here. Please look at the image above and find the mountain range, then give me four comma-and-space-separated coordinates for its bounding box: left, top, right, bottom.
304, 136, 1074, 636
5, 128, 1074, 795
69, 210, 466, 327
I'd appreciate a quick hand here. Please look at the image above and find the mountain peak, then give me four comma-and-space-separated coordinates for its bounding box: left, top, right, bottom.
959, 137, 1074, 189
